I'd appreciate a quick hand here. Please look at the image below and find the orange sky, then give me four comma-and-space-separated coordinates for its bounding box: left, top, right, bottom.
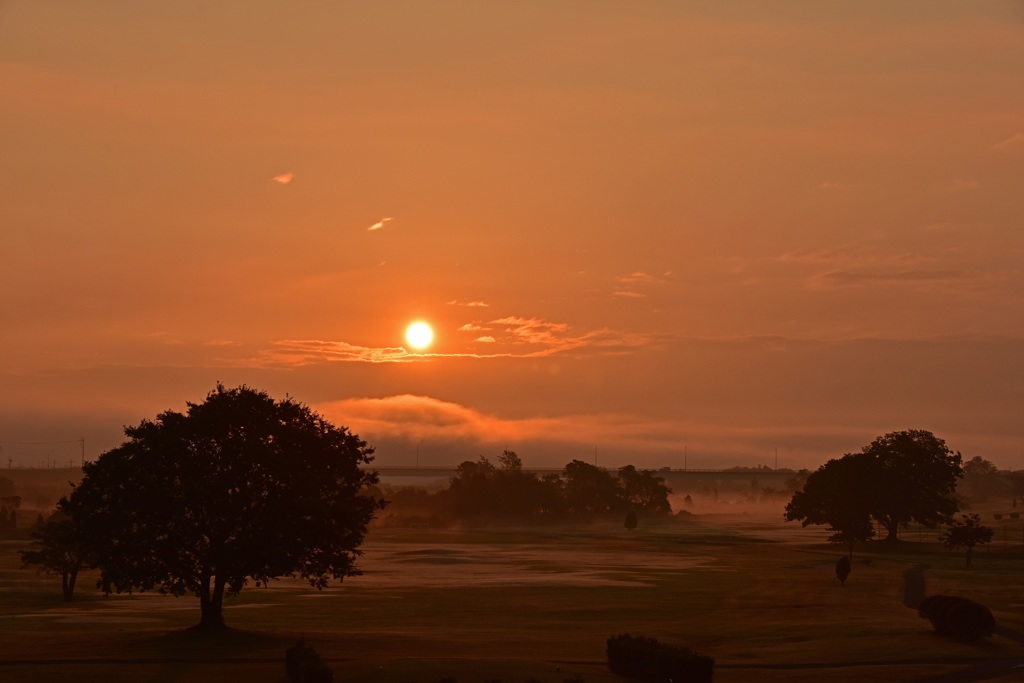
2, 1, 1023, 470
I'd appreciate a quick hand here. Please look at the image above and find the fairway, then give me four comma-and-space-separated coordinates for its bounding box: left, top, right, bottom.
4, 511, 1024, 682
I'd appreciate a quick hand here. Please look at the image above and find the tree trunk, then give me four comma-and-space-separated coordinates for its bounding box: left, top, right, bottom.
62, 566, 79, 602
195, 573, 227, 630
965, 548, 973, 568
879, 517, 899, 542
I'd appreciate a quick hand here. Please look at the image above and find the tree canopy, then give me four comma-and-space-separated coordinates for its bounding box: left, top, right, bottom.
786, 430, 963, 544
63, 384, 383, 629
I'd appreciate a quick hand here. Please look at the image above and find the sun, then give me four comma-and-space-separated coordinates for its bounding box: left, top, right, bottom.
405, 321, 434, 350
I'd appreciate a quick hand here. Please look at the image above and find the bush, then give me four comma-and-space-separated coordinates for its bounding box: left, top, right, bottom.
918, 595, 995, 642
607, 633, 714, 682
285, 639, 333, 683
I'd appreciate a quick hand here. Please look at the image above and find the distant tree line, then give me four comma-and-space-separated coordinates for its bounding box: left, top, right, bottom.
384, 451, 672, 525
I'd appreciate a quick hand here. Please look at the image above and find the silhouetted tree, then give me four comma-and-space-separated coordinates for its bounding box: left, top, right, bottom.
861, 430, 962, 541
498, 449, 522, 472
834, 556, 851, 586
617, 465, 671, 514
785, 454, 875, 554
20, 510, 92, 601
65, 384, 383, 630
940, 514, 994, 568
786, 430, 962, 543
959, 456, 1006, 503
562, 460, 623, 516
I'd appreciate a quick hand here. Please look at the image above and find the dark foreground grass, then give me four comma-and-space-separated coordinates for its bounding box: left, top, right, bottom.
3, 513, 1024, 682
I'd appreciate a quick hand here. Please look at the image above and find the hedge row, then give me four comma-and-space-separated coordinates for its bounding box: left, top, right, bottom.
918, 595, 995, 642
607, 633, 714, 683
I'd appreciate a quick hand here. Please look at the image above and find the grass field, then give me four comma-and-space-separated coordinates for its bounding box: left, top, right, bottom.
3, 507, 1024, 682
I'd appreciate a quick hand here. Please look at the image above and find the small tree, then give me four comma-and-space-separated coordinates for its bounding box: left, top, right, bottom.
20, 511, 92, 601
498, 449, 523, 472
939, 514, 994, 568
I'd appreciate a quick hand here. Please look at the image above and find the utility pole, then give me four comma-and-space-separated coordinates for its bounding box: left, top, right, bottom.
80, 438, 85, 467
774, 445, 778, 470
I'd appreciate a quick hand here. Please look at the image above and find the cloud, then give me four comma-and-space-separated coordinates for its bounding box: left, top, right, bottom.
317, 394, 687, 452
367, 217, 393, 231
448, 300, 490, 307
809, 269, 964, 288
992, 133, 1024, 149
817, 180, 850, 190
613, 290, 646, 299
271, 172, 294, 184
313, 394, 881, 468
253, 315, 660, 367
616, 272, 655, 284
777, 244, 929, 268
256, 339, 415, 366
489, 316, 659, 357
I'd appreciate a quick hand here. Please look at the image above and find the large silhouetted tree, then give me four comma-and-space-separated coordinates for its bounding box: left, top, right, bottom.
786, 430, 962, 545
64, 384, 383, 630
863, 430, 962, 541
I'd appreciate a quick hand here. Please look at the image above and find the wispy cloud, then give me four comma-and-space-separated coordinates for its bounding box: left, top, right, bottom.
809, 269, 965, 288
257, 339, 415, 366
367, 217, 393, 231
272, 172, 294, 184
489, 316, 658, 357
777, 244, 931, 269
448, 300, 490, 307
817, 180, 850, 190
613, 290, 646, 299
616, 272, 655, 284
992, 132, 1024, 150
255, 315, 658, 367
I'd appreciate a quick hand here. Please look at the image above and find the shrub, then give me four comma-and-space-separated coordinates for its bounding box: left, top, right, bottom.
624, 511, 638, 530
918, 595, 995, 642
835, 556, 851, 585
607, 633, 714, 683
285, 639, 333, 683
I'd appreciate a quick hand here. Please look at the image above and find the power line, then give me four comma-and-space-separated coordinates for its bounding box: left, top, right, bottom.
0, 439, 84, 445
